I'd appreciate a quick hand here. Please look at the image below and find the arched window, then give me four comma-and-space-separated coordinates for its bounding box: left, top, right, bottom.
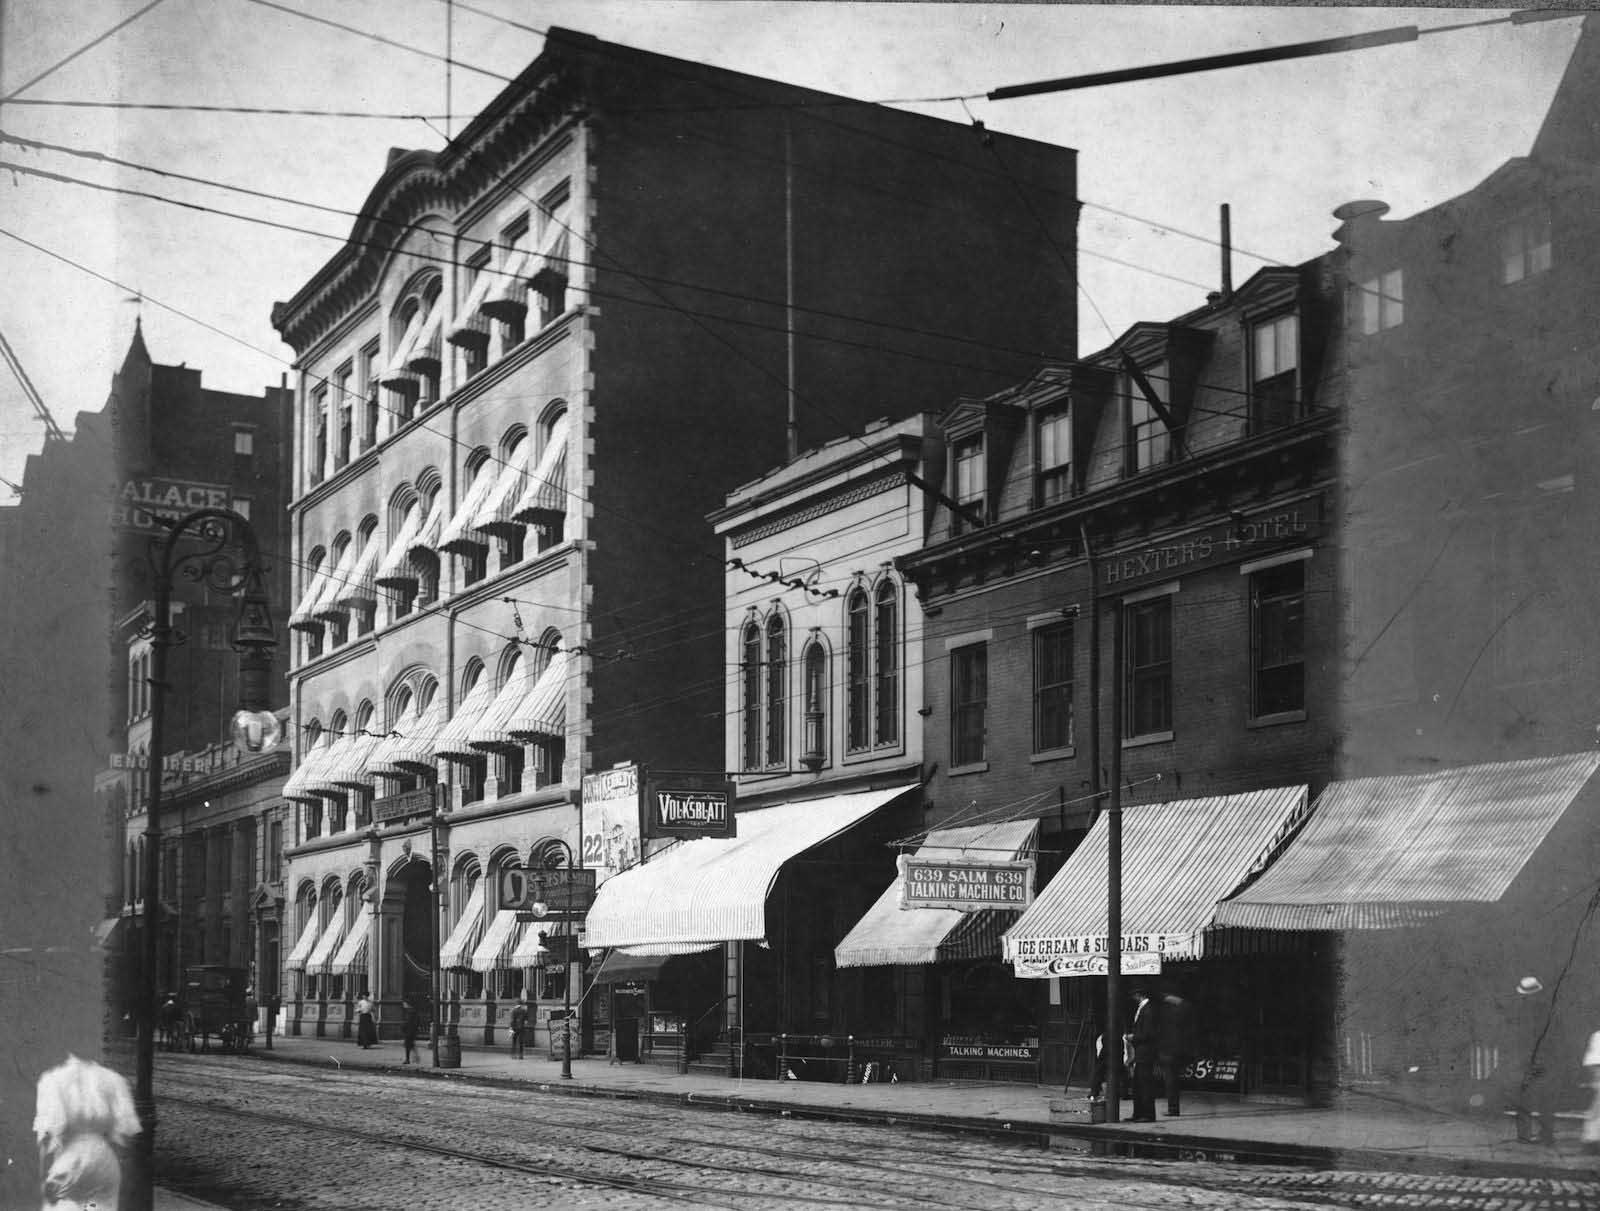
741, 621, 762, 771
846, 588, 870, 752
352, 702, 376, 828
874, 580, 900, 746
802, 639, 828, 771
765, 614, 787, 767
327, 712, 349, 835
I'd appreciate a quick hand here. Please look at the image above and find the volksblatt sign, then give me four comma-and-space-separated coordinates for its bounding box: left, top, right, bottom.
645, 772, 737, 839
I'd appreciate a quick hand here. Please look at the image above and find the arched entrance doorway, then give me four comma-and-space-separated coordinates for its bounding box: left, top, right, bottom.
379, 856, 436, 1034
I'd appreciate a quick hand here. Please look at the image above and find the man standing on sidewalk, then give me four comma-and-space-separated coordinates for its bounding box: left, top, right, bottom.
509, 996, 528, 1060
1127, 986, 1159, 1123
1158, 992, 1192, 1118
1513, 975, 1563, 1145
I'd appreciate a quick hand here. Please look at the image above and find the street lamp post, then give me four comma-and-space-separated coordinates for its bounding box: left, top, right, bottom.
530, 838, 577, 1080
132, 508, 279, 1211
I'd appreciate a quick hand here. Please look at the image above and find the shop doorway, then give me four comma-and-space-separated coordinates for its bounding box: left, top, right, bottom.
398, 861, 433, 1013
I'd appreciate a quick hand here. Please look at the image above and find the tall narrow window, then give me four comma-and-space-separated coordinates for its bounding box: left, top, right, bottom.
1502, 216, 1552, 284
1037, 408, 1071, 504
846, 589, 871, 752
312, 386, 328, 485
1252, 314, 1300, 431
873, 580, 899, 746
1033, 622, 1074, 752
1124, 596, 1173, 738
802, 640, 827, 771
741, 622, 763, 771
1125, 368, 1170, 474
765, 616, 787, 766
1358, 269, 1404, 334
950, 643, 987, 768
334, 365, 353, 467
1252, 561, 1306, 718
359, 341, 380, 450
953, 437, 984, 530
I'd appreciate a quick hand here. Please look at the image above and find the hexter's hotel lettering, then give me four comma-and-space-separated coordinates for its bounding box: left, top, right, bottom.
1101, 508, 1311, 589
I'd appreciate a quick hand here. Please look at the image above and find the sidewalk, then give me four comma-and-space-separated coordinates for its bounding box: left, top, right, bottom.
243, 1033, 1600, 1180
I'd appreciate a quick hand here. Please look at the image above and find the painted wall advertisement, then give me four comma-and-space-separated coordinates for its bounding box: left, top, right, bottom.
580, 764, 642, 886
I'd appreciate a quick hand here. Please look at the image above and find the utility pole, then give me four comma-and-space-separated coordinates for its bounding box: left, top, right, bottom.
1105, 594, 1125, 1121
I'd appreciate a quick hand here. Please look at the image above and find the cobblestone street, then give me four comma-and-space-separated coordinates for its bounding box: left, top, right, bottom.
153, 1054, 1600, 1210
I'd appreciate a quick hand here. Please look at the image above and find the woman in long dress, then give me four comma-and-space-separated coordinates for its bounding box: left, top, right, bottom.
356, 993, 378, 1049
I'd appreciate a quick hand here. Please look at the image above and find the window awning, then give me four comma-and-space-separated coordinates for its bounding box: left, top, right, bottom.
470, 443, 530, 538
412, 491, 447, 554
298, 733, 352, 798
306, 912, 349, 976
311, 541, 361, 621
471, 910, 526, 972
284, 912, 322, 972
287, 562, 333, 632
330, 910, 371, 976
472, 652, 567, 750
511, 919, 552, 967
585, 782, 919, 952
1002, 785, 1309, 975
378, 306, 426, 389
432, 673, 498, 762
374, 501, 424, 589
530, 222, 570, 290
511, 416, 570, 525
328, 535, 380, 613
835, 819, 1039, 969
481, 247, 531, 320
447, 268, 494, 349
405, 293, 446, 372
1214, 754, 1600, 932
282, 734, 339, 802
325, 730, 383, 791
367, 691, 447, 776
467, 659, 534, 751
439, 881, 486, 970
437, 465, 501, 553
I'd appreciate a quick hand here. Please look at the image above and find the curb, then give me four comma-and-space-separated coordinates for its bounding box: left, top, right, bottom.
242, 1047, 1595, 1182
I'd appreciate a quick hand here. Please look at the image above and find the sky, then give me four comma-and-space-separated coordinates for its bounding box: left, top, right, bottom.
0, 1, 1582, 498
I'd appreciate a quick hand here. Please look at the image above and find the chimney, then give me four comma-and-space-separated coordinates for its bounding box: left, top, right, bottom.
1220, 204, 1233, 299
1332, 199, 1390, 247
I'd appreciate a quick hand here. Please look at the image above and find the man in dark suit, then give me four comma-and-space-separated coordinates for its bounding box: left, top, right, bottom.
1127, 986, 1159, 1122
1158, 992, 1193, 1117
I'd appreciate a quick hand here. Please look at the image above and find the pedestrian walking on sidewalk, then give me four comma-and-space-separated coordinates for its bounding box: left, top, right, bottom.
1511, 975, 1561, 1144
509, 996, 529, 1060
1126, 986, 1159, 1122
402, 999, 420, 1065
1158, 992, 1193, 1118
356, 993, 378, 1049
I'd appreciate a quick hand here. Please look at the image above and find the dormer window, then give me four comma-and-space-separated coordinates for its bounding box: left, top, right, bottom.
1358, 270, 1403, 334
1124, 366, 1171, 474
1251, 313, 1300, 432
1036, 407, 1071, 504
953, 436, 984, 531
1502, 215, 1551, 285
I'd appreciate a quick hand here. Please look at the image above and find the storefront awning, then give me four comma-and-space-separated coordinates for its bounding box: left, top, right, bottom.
471, 910, 526, 972
330, 911, 371, 976
585, 782, 919, 952
439, 882, 486, 971
284, 911, 322, 972
835, 819, 1039, 969
1214, 754, 1600, 932
367, 691, 447, 776
432, 672, 498, 762
510, 919, 552, 967
437, 465, 500, 553
591, 948, 712, 984
511, 415, 570, 525
306, 912, 349, 976
1003, 785, 1309, 975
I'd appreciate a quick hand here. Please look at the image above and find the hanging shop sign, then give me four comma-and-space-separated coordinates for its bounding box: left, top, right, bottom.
373, 787, 433, 824
498, 866, 596, 915
1098, 494, 1324, 592
112, 478, 231, 530
898, 857, 1034, 911
1008, 931, 1189, 979
1013, 952, 1163, 979
580, 764, 643, 885
644, 770, 737, 840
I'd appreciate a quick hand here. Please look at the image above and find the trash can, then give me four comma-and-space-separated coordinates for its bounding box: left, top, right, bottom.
437, 1034, 461, 1069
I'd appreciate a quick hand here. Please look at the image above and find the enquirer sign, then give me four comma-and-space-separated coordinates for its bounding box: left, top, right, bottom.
898, 857, 1035, 912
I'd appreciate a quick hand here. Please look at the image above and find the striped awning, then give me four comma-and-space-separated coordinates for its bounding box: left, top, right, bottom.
367, 691, 447, 776
471, 910, 526, 972
437, 465, 500, 553
1214, 754, 1600, 932
287, 561, 334, 632
835, 819, 1039, 969
440, 882, 487, 971
1003, 785, 1310, 975
585, 783, 919, 952
412, 491, 447, 554
509, 651, 567, 741
432, 672, 498, 762
311, 541, 361, 621
282, 734, 339, 802
330, 911, 371, 976
481, 246, 531, 319
511, 920, 552, 967
405, 292, 446, 372
328, 535, 380, 612
470, 443, 530, 538
378, 305, 426, 388
325, 729, 383, 791
306, 911, 349, 976
300, 733, 353, 798
511, 416, 570, 524
374, 501, 424, 588
447, 267, 494, 348
283, 911, 322, 972
529, 222, 570, 289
